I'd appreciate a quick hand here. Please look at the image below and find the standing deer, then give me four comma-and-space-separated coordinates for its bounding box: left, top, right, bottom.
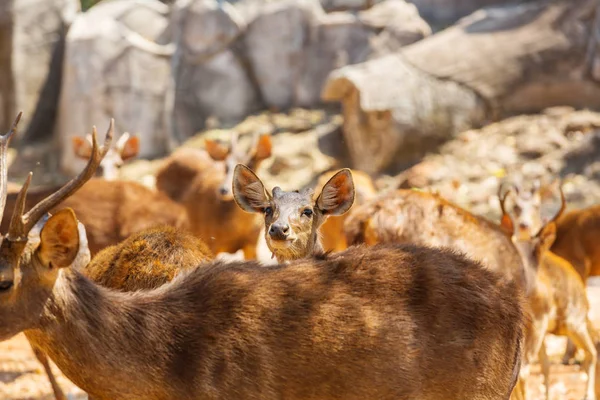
0, 123, 525, 400
232, 164, 355, 263
72, 131, 140, 180
314, 169, 377, 252
500, 185, 599, 400
155, 132, 273, 258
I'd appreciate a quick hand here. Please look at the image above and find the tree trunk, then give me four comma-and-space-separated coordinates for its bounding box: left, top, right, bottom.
322, 0, 600, 174
0, 0, 16, 132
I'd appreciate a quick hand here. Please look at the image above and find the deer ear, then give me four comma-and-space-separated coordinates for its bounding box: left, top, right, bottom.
538, 222, 557, 251
232, 164, 269, 213
254, 134, 272, 162
118, 134, 140, 161
38, 208, 80, 269
72, 136, 92, 159
316, 169, 355, 216
205, 139, 230, 161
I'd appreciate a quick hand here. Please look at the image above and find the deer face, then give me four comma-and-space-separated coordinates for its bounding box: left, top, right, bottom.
73, 132, 139, 181
205, 133, 272, 201
0, 114, 110, 341
233, 165, 354, 262
511, 181, 542, 237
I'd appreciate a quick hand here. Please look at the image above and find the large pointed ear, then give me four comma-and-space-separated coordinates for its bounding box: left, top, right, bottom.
538, 222, 557, 252
253, 134, 272, 162
316, 169, 355, 216
72, 135, 93, 160
37, 208, 80, 269
117, 133, 140, 161
205, 138, 230, 161
232, 164, 270, 213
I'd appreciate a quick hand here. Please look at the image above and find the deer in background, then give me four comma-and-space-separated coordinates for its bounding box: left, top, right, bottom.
232, 164, 355, 263
501, 184, 599, 400
314, 169, 377, 252
72, 131, 140, 180
1, 124, 189, 256
155, 132, 273, 258
0, 129, 526, 399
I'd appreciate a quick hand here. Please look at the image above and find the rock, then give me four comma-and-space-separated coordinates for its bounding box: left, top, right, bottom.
171, 0, 260, 139
320, 0, 384, 12
57, 0, 174, 175
4, 0, 79, 137
244, 0, 325, 109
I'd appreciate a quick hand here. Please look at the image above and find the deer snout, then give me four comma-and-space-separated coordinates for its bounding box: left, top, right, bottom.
269, 223, 290, 241
219, 186, 230, 196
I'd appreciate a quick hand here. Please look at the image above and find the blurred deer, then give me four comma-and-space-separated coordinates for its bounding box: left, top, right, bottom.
501, 184, 599, 400
72, 131, 140, 180
155, 132, 272, 258
314, 169, 377, 252
233, 165, 355, 263
0, 124, 526, 398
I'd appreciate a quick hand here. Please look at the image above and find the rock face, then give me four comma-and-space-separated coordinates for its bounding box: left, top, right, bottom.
57, 0, 174, 175
2, 0, 79, 136
171, 0, 259, 140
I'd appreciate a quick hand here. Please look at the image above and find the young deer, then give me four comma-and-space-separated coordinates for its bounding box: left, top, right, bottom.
72, 131, 140, 180
314, 169, 377, 252
0, 123, 525, 399
501, 185, 599, 400
232, 164, 355, 263
155, 132, 273, 258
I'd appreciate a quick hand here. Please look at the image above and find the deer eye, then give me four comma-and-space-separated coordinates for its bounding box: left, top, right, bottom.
0, 281, 13, 292
264, 207, 273, 216
302, 208, 313, 217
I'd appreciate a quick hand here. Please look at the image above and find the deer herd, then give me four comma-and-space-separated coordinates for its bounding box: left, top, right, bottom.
0, 112, 599, 400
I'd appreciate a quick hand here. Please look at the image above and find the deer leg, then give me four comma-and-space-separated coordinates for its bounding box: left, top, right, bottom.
562, 339, 579, 365
242, 244, 257, 260
566, 322, 597, 400
538, 341, 550, 400
31, 344, 66, 400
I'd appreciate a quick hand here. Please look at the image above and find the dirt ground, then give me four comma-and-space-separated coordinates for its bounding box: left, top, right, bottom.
2, 287, 600, 399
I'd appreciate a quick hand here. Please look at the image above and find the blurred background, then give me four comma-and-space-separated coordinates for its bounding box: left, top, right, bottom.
2, 0, 600, 398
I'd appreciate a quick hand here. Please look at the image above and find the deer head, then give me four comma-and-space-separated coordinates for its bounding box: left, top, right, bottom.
205, 132, 272, 201
233, 165, 354, 262
0, 114, 112, 341
501, 182, 566, 271
72, 131, 138, 180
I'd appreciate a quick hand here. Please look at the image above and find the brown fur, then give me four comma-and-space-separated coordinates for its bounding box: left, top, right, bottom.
315, 169, 377, 252
84, 226, 213, 292
155, 135, 272, 258
1, 179, 190, 256
344, 189, 531, 290
4, 232, 525, 400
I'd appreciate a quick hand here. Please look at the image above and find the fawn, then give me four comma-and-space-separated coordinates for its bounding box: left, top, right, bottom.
0, 122, 525, 400
72, 131, 140, 180
501, 184, 599, 400
314, 169, 377, 252
155, 132, 272, 258
232, 164, 355, 263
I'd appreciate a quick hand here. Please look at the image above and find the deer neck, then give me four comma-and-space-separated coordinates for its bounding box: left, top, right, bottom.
24, 269, 190, 399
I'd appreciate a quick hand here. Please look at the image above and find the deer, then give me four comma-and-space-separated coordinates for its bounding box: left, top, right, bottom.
1, 128, 189, 256
155, 132, 273, 259
500, 184, 599, 400
72, 131, 140, 180
314, 168, 377, 252
232, 164, 355, 263
0, 119, 526, 400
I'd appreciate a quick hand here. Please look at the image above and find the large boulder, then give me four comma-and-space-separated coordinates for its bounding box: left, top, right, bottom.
57, 0, 174, 175
1, 0, 79, 137
170, 0, 260, 140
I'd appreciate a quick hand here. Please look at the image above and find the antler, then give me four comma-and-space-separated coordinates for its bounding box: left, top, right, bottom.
548, 181, 566, 226
497, 181, 515, 236
7, 119, 114, 240
0, 112, 21, 227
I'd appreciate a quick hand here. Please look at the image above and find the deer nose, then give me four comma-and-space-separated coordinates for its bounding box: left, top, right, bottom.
269, 224, 290, 240
219, 186, 230, 196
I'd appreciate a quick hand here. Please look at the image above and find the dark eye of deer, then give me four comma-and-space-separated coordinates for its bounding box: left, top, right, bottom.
302, 209, 313, 217
0, 281, 13, 292
264, 207, 273, 216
